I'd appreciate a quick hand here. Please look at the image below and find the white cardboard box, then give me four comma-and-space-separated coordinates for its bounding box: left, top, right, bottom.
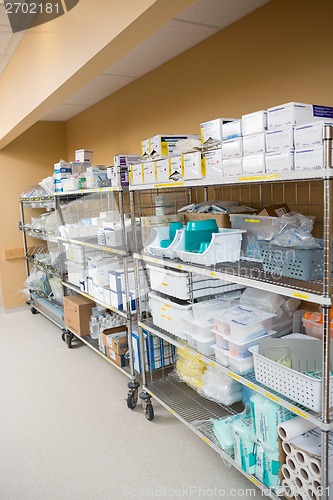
200, 118, 235, 144
149, 135, 199, 159
75, 149, 93, 163
140, 139, 150, 158
113, 154, 141, 167
295, 147, 324, 170
267, 102, 333, 129
143, 161, 156, 184
222, 119, 242, 140
266, 126, 294, 152
265, 150, 294, 173
168, 155, 183, 181
155, 159, 170, 183
203, 148, 223, 179
222, 137, 243, 159
242, 132, 266, 155
294, 120, 333, 148
129, 164, 143, 185
242, 111, 267, 136
182, 151, 204, 180
223, 157, 243, 178
242, 154, 266, 175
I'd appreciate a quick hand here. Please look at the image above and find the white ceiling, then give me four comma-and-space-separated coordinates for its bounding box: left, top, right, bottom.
0, 0, 271, 122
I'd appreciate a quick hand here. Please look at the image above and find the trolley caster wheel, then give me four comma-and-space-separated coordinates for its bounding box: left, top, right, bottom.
31, 307, 38, 315
127, 390, 138, 410
61, 330, 67, 343
145, 403, 154, 421
67, 332, 73, 349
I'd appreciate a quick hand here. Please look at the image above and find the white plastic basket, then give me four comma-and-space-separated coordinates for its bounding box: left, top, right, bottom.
250, 338, 333, 411
148, 291, 192, 337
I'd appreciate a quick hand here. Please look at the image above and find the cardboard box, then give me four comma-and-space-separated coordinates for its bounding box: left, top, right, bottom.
242, 132, 266, 156
222, 119, 242, 140
258, 203, 291, 217
155, 159, 170, 183
267, 102, 333, 129
106, 348, 128, 367
113, 154, 141, 167
242, 111, 267, 136
200, 118, 235, 144
75, 149, 93, 163
168, 155, 183, 181
222, 137, 243, 159
182, 151, 204, 180
150, 134, 199, 159
242, 154, 266, 175
223, 157, 243, 177
140, 139, 150, 157
184, 212, 231, 228
294, 120, 333, 148
64, 295, 95, 336
295, 146, 324, 171
102, 326, 128, 354
202, 148, 223, 179
266, 126, 294, 152
265, 151, 294, 173
129, 164, 143, 185
142, 161, 156, 184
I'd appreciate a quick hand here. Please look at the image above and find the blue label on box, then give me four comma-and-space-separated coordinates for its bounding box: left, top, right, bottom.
313, 105, 333, 118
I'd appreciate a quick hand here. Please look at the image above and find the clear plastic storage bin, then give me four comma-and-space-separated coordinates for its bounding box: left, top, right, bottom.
302, 318, 333, 339
228, 331, 276, 358
226, 351, 254, 375
214, 306, 275, 342
212, 344, 229, 367
212, 329, 229, 350
194, 335, 215, 356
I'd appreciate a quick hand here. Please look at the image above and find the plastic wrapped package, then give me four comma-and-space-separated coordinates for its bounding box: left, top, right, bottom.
232, 414, 257, 474
175, 348, 206, 390
200, 366, 242, 405
24, 266, 52, 297
269, 211, 319, 247
212, 413, 245, 454
49, 277, 64, 304
240, 287, 284, 314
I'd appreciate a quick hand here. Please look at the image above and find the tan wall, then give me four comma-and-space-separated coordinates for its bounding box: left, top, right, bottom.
0, 122, 67, 310
66, 0, 333, 165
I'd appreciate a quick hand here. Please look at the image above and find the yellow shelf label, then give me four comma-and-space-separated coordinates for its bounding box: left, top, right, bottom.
169, 408, 175, 415
161, 282, 168, 287
153, 259, 158, 263
177, 265, 183, 269
209, 361, 217, 368
196, 353, 203, 360
249, 477, 261, 487
238, 174, 279, 182
245, 219, 260, 223
293, 292, 309, 300
246, 382, 258, 391
264, 392, 279, 403
227, 371, 241, 381
290, 406, 308, 419
155, 182, 185, 188
210, 271, 217, 277
202, 437, 211, 445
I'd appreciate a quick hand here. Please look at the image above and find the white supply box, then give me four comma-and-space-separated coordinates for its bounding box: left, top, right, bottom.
64, 242, 99, 264
62, 177, 79, 192
294, 120, 333, 148
155, 159, 170, 183
168, 155, 183, 181
266, 126, 294, 152
265, 150, 294, 173
223, 157, 243, 177
129, 164, 143, 185
114, 154, 141, 167
150, 135, 199, 160
203, 148, 223, 179
222, 137, 243, 159
140, 139, 150, 158
267, 102, 333, 129
182, 151, 204, 180
200, 118, 235, 145
242, 154, 266, 175
142, 161, 156, 184
54, 160, 71, 174
222, 119, 242, 140
148, 291, 193, 338
66, 260, 87, 288
242, 132, 266, 156
70, 161, 91, 174
242, 111, 267, 136
75, 149, 93, 163
295, 147, 324, 170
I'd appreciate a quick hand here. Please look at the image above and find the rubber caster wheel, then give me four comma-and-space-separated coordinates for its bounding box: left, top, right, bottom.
61, 331, 67, 343
145, 403, 154, 421
67, 332, 73, 349
127, 390, 138, 410
31, 307, 38, 315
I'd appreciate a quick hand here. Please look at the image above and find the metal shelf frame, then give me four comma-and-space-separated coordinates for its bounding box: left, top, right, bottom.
130, 125, 333, 500
57, 236, 126, 257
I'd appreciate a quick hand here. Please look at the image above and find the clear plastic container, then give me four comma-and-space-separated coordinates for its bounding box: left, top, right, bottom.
185, 332, 197, 349
226, 351, 254, 375
193, 335, 215, 356
213, 311, 231, 336
228, 331, 276, 358
230, 214, 279, 261
212, 344, 229, 367
264, 346, 292, 368
302, 318, 333, 339
212, 329, 229, 350
192, 319, 214, 339
214, 306, 275, 342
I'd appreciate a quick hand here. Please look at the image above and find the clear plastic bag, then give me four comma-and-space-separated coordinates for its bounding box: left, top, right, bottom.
269, 212, 319, 247
240, 287, 284, 314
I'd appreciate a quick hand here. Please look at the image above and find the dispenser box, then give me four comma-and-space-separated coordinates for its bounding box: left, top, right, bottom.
168, 155, 183, 181
242, 111, 267, 136
222, 119, 242, 140
143, 161, 156, 184
267, 102, 333, 130
113, 155, 141, 167
295, 147, 324, 171
203, 148, 223, 179
129, 164, 143, 185
106, 348, 128, 367
294, 120, 333, 148
242, 154, 266, 175
266, 127, 294, 152
155, 159, 170, 183
200, 118, 236, 144
265, 151, 294, 173
140, 139, 150, 158
182, 151, 204, 180
64, 295, 95, 337
242, 132, 266, 156
149, 135, 199, 159
222, 137, 243, 159
223, 157, 243, 177
75, 149, 93, 163
102, 326, 128, 354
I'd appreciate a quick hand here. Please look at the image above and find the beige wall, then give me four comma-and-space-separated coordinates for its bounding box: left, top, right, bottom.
66, 0, 333, 164
0, 122, 67, 310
